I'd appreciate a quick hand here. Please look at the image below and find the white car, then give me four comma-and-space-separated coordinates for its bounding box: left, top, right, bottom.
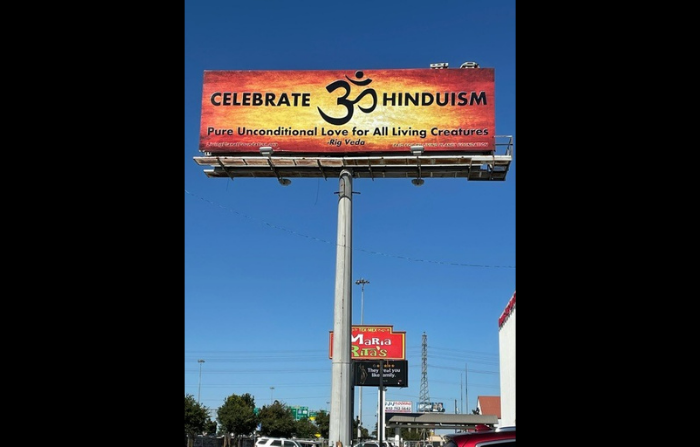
256, 438, 303, 447
353, 442, 393, 447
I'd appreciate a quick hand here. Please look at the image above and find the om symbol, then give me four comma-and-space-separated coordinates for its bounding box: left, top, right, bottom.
317, 71, 377, 126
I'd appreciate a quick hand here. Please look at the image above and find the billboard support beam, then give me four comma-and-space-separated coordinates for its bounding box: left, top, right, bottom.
215, 157, 235, 181
260, 146, 292, 186
194, 135, 513, 181
329, 169, 353, 447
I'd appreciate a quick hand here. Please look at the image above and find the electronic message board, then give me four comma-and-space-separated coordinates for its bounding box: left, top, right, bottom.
353, 360, 408, 388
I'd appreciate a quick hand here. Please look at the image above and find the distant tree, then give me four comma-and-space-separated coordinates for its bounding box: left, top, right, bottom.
400, 428, 421, 441
353, 417, 370, 440
217, 393, 258, 447
295, 417, 318, 438
371, 421, 392, 441
258, 401, 296, 437
313, 410, 330, 439
205, 419, 218, 434
185, 394, 211, 447
471, 408, 480, 415
372, 423, 394, 441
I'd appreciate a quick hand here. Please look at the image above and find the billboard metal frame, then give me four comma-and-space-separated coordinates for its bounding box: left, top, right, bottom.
193, 135, 512, 181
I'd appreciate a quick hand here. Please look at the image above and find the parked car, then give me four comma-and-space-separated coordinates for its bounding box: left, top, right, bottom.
255, 438, 303, 447
443, 425, 515, 447
297, 441, 323, 447
353, 441, 393, 447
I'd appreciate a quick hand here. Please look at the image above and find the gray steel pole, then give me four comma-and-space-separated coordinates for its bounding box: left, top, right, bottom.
465, 363, 468, 414
197, 359, 205, 404
355, 278, 369, 440
329, 169, 353, 447
378, 361, 384, 447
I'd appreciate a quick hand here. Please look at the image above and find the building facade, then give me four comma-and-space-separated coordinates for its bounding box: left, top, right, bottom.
497, 292, 516, 426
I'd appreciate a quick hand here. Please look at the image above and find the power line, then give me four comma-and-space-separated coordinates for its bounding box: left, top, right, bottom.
185, 190, 514, 269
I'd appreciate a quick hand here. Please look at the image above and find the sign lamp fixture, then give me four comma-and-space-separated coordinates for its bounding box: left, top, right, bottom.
259, 146, 292, 186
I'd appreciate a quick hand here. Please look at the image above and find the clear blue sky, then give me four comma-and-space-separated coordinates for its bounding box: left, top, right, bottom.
185, 0, 515, 430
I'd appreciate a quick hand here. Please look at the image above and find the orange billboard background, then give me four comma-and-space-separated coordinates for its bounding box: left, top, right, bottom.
199, 68, 495, 154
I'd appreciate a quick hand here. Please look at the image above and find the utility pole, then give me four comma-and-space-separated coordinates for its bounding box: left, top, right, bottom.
329, 170, 353, 447
419, 333, 430, 411
355, 278, 369, 440
197, 359, 205, 404
465, 363, 468, 414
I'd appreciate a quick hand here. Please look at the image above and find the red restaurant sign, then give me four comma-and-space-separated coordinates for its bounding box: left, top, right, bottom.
329, 325, 406, 360
199, 68, 495, 154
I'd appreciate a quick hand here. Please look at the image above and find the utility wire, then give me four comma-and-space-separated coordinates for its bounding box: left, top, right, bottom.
185, 189, 514, 269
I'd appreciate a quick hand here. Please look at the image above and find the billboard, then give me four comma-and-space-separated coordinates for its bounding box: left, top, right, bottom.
353, 360, 408, 388
199, 68, 495, 154
417, 402, 445, 412
329, 325, 406, 360
385, 401, 413, 413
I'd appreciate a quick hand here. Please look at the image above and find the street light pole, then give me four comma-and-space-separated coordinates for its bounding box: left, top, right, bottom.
197, 359, 205, 404
355, 278, 369, 440
356, 279, 369, 327
270, 386, 275, 404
